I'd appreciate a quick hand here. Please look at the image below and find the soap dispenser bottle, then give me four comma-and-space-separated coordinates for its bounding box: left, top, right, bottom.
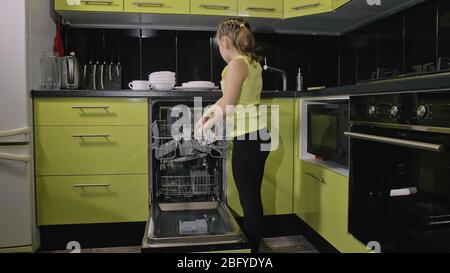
296, 68, 303, 92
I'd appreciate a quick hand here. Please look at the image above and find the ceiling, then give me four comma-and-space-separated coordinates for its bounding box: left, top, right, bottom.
59, 0, 426, 36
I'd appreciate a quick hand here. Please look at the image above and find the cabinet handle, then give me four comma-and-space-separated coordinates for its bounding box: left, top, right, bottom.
72, 134, 110, 138
0, 127, 31, 138
132, 1, 165, 7
72, 106, 110, 109
73, 184, 111, 188
0, 153, 31, 162
246, 7, 277, 12
306, 172, 326, 184
80, 0, 114, 5
199, 4, 231, 10
292, 3, 321, 10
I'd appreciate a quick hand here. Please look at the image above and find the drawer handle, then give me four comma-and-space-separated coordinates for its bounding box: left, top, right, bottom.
199, 4, 231, 10
72, 106, 111, 110
132, 1, 165, 7
246, 7, 277, 12
80, 0, 114, 5
0, 153, 31, 162
73, 184, 111, 188
292, 3, 321, 10
73, 134, 110, 138
306, 172, 326, 184
0, 127, 31, 138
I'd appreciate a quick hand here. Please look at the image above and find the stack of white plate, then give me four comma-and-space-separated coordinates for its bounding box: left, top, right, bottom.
176, 81, 219, 91
149, 71, 176, 91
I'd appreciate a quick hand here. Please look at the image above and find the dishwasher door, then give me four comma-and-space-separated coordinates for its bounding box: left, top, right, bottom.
142, 201, 248, 253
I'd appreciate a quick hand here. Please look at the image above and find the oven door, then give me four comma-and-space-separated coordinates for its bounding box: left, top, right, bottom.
346, 124, 450, 252
142, 201, 248, 253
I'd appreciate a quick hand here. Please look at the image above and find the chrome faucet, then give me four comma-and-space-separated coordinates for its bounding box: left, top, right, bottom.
263, 58, 287, 91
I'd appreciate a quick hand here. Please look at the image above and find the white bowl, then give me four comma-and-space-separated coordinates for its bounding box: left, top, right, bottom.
151, 80, 176, 85
152, 82, 175, 91
150, 72, 175, 77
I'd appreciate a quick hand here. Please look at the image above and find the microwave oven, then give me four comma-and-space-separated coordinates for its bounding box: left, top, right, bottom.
307, 101, 349, 166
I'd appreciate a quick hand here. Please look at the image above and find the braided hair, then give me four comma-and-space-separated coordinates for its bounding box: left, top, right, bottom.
216, 18, 260, 64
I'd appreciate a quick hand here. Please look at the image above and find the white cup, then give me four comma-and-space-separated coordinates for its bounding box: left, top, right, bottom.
129, 80, 150, 90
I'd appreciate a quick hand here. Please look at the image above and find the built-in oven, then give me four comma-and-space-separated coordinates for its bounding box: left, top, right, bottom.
141, 99, 248, 253
347, 91, 450, 252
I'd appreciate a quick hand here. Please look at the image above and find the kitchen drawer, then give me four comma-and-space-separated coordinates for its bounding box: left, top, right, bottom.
35, 126, 148, 176
284, 0, 333, 18
124, 0, 189, 14
238, 0, 283, 18
55, 0, 124, 12
34, 98, 148, 126
191, 0, 238, 16
37, 174, 149, 225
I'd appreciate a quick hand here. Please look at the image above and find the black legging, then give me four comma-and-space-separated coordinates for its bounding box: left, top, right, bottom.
232, 129, 271, 253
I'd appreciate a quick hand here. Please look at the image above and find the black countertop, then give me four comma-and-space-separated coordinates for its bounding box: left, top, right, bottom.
31, 90, 299, 99
31, 71, 450, 99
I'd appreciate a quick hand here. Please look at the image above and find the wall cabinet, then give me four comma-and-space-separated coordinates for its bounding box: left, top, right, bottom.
238, 0, 283, 19
56, 0, 352, 18
124, 0, 190, 15
55, 0, 124, 12
227, 98, 295, 216
34, 98, 149, 226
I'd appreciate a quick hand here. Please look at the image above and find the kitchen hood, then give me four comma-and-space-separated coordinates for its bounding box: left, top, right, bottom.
57, 0, 425, 36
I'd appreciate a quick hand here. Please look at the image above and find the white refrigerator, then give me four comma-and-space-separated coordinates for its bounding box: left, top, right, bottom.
0, 0, 35, 251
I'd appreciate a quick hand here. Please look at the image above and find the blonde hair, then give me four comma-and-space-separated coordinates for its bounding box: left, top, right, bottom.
216, 18, 260, 64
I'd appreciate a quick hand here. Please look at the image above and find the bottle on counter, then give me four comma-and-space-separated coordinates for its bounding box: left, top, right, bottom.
296, 67, 303, 92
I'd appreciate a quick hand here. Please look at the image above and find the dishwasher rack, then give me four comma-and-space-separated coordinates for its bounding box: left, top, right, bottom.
152, 120, 227, 161
157, 171, 219, 198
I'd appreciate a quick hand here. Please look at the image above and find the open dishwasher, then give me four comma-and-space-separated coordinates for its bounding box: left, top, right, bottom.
142, 99, 248, 253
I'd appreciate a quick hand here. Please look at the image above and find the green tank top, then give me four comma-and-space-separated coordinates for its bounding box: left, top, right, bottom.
221, 54, 265, 138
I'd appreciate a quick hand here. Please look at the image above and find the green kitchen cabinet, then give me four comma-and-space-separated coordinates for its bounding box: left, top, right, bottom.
37, 174, 149, 225
55, 0, 124, 12
35, 125, 149, 176
227, 98, 295, 216
238, 0, 283, 18
191, 0, 238, 16
34, 97, 149, 226
284, 0, 333, 18
124, 0, 190, 14
34, 98, 148, 126
294, 160, 368, 253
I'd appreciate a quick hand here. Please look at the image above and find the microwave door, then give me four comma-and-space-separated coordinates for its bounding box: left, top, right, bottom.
142, 201, 248, 252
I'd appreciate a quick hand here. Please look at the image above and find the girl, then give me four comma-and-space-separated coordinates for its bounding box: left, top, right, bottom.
195, 18, 271, 253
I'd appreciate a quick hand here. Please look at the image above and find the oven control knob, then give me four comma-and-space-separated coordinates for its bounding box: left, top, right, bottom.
368, 105, 377, 117
390, 105, 399, 117
416, 105, 429, 119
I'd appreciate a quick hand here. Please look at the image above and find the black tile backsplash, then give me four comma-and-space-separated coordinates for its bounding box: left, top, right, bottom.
141, 30, 177, 82
308, 36, 339, 88
278, 35, 309, 91
404, 0, 437, 72
177, 31, 213, 85
104, 29, 141, 89
340, 0, 448, 85
64, 0, 450, 90
378, 13, 404, 75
